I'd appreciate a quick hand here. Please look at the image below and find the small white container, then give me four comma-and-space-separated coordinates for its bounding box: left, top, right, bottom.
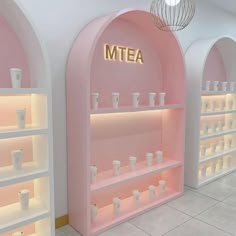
219, 140, 225, 152
225, 139, 233, 149
202, 101, 208, 113
218, 121, 225, 132
205, 81, 211, 91
10, 68, 22, 88
149, 185, 156, 200
227, 119, 233, 130
226, 156, 233, 168
228, 100, 234, 110
159, 180, 166, 193
113, 160, 121, 176
12, 232, 24, 236
159, 92, 166, 106
221, 81, 228, 92
210, 143, 217, 154
112, 93, 120, 109
91, 93, 99, 110
200, 145, 207, 158
201, 166, 207, 177
218, 159, 224, 170
211, 122, 217, 133
90, 166, 97, 184
156, 151, 163, 164
219, 100, 226, 111
16, 109, 26, 129
113, 197, 121, 214
132, 92, 140, 108
129, 156, 137, 171
211, 162, 217, 175
149, 92, 156, 107
230, 82, 236, 92
213, 81, 219, 92
91, 204, 98, 223
18, 189, 30, 210
203, 124, 209, 135
11, 150, 23, 171
146, 153, 153, 167
211, 101, 217, 112
133, 190, 141, 206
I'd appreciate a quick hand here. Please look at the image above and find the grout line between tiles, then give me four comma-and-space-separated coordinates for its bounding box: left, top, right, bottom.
128, 221, 152, 236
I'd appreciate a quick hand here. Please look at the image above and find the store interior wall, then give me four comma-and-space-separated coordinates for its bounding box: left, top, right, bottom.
15, 0, 236, 217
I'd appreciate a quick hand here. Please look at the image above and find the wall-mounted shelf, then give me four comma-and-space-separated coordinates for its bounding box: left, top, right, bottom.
185, 36, 236, 188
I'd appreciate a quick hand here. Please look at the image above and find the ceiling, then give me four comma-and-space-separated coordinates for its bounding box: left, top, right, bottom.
207, 0, 236, 14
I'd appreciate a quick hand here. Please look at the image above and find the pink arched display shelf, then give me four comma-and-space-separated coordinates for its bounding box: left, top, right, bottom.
0, 1, 55, 236
67, 9, 186, 236
185, 37, 236, 189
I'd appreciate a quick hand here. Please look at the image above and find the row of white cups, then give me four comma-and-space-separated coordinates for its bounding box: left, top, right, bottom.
201, 99, 234, 113
90, 151, 164, 184
203, 81, 236, 92
91, 92, 167, 110
199, 155, 233, 178
200, 138, 233, 158
91, 180, 167, 223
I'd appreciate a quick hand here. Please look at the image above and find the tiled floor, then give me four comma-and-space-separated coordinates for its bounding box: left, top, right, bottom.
57, 171, 236, 236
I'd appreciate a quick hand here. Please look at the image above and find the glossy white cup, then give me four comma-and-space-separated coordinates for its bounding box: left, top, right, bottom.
221, 81, 228, 92
133, 190, 141, 206
129, 156, 137, 171
90, 166, 97, 184
146, 153, 153, 167
113, 160, 121, 176
132, 92, 140, 108
11, 150, 23, 171
213, 81, 219, 92
159, 180, 166, 193
18, 189, 30, 210
10, 68, 22, 88
159, 92, 166, 106
218, 121, 225, 132
16, 109, 26, 129
112, 93, 120, 109
149, 185, 156, 200
219, 141, 225, 152
149, 92, 156, 107
113, 197, 121, 214
91, 93, 99, 110
156, 151, 163, 164
91, 204, 98, 223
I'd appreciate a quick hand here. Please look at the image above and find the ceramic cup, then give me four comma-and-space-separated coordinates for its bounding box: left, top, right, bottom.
202, 101, 208, 113
132, 92, 140, 108
219, 140, 225, 152
218, 159, 224, 170
11, 150, 23, 171
10, 68, 22, 88
113, 197, 121, 214
129, 156, 137, 171
112, 93, 120, 109
18, 189, 30, 210
159, 180, 166, 193
201, 166, 207, 177
16, 109, 26, 129
91, 93, 99, 110
200, 145, 207, 158
225, 139, 233, 149
228, 100, 234, 110
113, 160, 121, 176
90, 166, 97, 184
218, 121, 225, 132
221, 81, 228, 92
146, 153, 153, 167
156, 151, 163, 164
211, 100, 217, 112
211, 122, 217, 133
213, 81, 219, 92
230, 82, 236, 92
149, 185, 156, 200
159, 92, 166, 106
220, 100, 226, 111
210, 143, 217, 154
149, 92, 156, 107
133, 190, 141, 206
91, 204, 98, 223
205, 81, 211, 91
12, 232, 24, 236
211, 162, 217, 175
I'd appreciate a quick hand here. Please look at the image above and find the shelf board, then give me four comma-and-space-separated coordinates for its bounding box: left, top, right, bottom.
91, 188, 182, 235
0, 199, 50, 234
201, 109, 236, 116
91, 160, 182, 192
200, 128, 236, 140
0, 88, 48, 95
199, 167, 236, 187
0, 126, 48, 139
90, 104, 184, 115
201, 91, 236, 96
199, 148, 236, 164
0, 163, 49, 187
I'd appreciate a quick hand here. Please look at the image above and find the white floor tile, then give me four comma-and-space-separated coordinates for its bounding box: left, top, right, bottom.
56, 229, 66, 236
216, 172, 236, 188
196, 202, 236, 235
59, 225, 81, 236
167, 190, 218, 216
223, 192, 236, 207
164, 218, 231, 236
129, 205, 190, 236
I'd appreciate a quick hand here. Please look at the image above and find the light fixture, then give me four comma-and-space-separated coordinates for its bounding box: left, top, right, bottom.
150, 0, 196, 31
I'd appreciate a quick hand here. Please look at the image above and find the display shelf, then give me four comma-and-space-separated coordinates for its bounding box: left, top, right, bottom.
0, 88, 48, 95
185, 36, 236, 188
91, 160, 182, 192
200, 128, 236, 140
91, 104, 184, 115
91, 188, 181, 235
0, 199, 50, 234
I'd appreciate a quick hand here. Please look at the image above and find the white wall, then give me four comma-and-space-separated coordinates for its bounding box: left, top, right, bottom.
16, 0, 236, 217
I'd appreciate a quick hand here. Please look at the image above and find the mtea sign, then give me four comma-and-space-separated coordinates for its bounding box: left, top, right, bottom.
104, 44, 144, 64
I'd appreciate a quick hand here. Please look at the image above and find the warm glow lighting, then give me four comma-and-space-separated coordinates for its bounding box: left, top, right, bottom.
165, 0, 180, 6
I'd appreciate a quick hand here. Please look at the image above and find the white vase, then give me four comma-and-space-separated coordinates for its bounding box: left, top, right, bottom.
213, 81, 219, 92
18, 189, 30, 210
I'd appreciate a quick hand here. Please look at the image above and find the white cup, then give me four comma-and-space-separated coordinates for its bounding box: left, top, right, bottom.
220, 100, 226, 111
218, 121, 225, 132
201, 166, 207, 177
113, 160, 121, 176
90, 166, 97, 184
225, 139, 233, 149
10, 68, 22, 88
203, 124, 209, 135
200, 146, 207, 158
219, 141, 225, 152
228, 100, 234, 110
211, 162, 217, 175
218, 159, 224, 170
146, 153, 153, 167
149, 185, 156, 200
227, 119, 233, 130
221, 82, 228, 92
230, 82, 235, 92
132, 92, 140, 108
205, 81, 211, 91
156, 151, 163, 164
226, 156, 233, 168
112, 93, 120, 109
211, 101, 217, 112
91, 204, 98, 223
133, 190, 141, 206
113, 197, 121, 214
211, 122, 217, 133
213, 81, 219, 92
18, 189, 30, 210
149, 92, 156, 107
16, 109, 26, 129
202, 101, 208, 113
159, 180, 166, 193
159, 92, 166, 106
91, 93, 99, 110
210, 143, 217, 154
129, 156, 137, 171
12, 232, 24, 236
11, 150, 23, 171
